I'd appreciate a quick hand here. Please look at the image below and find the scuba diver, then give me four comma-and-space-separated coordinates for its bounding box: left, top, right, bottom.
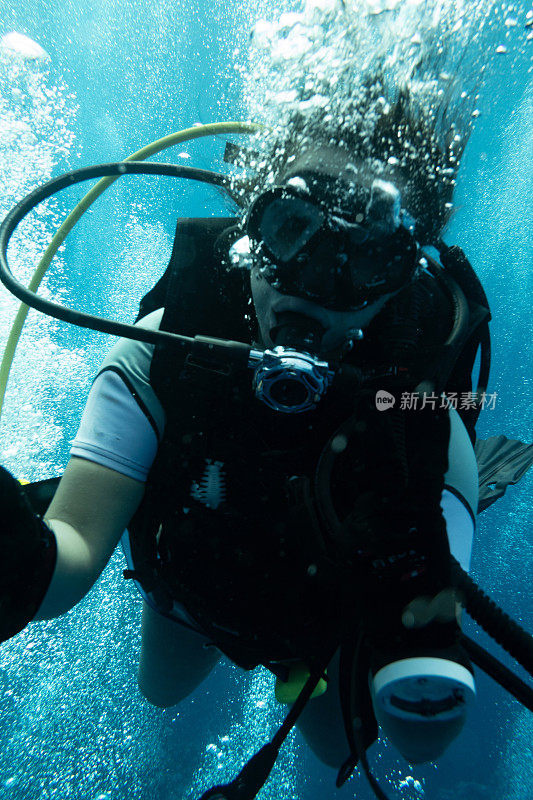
1, 131, 532, 800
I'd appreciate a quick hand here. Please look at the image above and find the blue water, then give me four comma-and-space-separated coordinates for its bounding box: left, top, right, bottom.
0, 1, 531, 799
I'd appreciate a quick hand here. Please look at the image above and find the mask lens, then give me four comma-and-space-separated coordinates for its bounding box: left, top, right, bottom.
247, 185, 418, 311
252, 194, 325, 263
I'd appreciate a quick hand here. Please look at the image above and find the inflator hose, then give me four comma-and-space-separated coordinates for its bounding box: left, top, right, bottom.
0, 121, 261, 420
415, 265, 470, 396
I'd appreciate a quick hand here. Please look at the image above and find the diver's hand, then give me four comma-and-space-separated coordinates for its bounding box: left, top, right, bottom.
0, 465, 57, 643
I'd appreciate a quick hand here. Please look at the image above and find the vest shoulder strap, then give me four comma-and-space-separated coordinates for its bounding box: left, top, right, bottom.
135, 216, 253, 411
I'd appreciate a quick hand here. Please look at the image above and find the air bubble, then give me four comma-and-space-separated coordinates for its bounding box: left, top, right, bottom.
331, 434, 347, 453
0, 32, 49, 60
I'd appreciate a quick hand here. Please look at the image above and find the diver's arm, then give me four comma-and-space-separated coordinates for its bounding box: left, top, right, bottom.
34, 456, 145, 619
1, 312, 164, 636
34, 312, 166, 619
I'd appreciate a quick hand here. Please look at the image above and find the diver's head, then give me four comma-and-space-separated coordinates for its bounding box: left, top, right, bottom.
246, 145, 420, 356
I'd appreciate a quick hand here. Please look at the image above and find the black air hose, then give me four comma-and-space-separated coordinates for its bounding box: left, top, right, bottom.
451, 557, 533, 676
460, 633, 533, 711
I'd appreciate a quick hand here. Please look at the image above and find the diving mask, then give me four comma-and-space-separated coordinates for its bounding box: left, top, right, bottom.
246, 178, 419, 311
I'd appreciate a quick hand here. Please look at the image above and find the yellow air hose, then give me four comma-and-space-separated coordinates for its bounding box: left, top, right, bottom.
0, 121, 262, 421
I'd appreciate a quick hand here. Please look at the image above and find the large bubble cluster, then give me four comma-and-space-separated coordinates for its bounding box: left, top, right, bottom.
0, 33, 83, 476
0, 32, 77, 213
232, 0, 519, 243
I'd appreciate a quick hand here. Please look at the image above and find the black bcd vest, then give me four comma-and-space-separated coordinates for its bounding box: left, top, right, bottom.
127, 217, 490, 670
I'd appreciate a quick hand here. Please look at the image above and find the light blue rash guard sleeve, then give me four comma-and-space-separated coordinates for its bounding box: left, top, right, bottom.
70, 309, 166, 481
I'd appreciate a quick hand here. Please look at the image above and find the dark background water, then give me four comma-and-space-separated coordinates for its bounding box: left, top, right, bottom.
0, 1, 531, 798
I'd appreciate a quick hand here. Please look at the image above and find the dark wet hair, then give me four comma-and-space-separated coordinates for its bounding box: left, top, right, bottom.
233, 77, 470, 245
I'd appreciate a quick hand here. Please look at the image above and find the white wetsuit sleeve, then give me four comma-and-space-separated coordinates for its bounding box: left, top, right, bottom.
441, 490, 474, 573
71, 371, 158, 480
70, 309, 166, 481
441, 407, 478, 573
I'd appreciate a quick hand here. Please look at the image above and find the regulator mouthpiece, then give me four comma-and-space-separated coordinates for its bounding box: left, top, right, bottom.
249, 313, 334, 413
252, 348, 334, 413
